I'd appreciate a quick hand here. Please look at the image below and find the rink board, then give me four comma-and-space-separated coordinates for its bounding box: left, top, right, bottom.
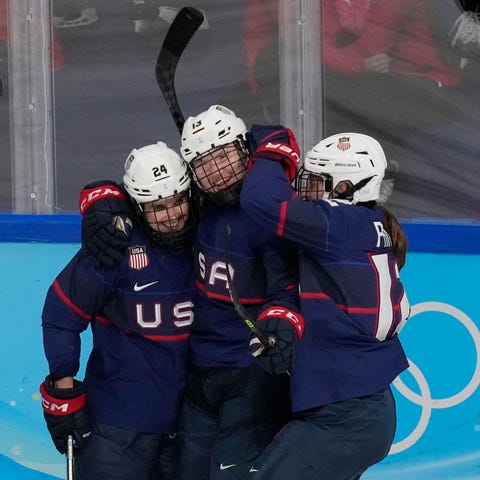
0, 215, 479, 479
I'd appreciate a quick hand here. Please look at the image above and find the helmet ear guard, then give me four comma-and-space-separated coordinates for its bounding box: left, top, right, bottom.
332, 175, 374, 201
301, 133, 387, 203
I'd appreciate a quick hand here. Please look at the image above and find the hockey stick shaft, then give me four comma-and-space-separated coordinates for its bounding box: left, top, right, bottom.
66, 434, 74, 480
155, 9, 273, 355
225, 226, 275, 355
155, 7, 204, 133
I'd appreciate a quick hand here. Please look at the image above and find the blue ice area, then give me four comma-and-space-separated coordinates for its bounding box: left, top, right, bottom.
0, 242, 89, 479
1, 239, 479, 479
364, 252, 480, 479
0, 455, 59, 479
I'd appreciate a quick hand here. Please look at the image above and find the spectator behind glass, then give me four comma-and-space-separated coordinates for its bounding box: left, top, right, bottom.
323, 0, 459, 85
244, 0, 462, 134
438, 0, 480, 86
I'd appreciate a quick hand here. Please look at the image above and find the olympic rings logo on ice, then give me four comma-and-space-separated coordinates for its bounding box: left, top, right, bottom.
390, 302, 480, 454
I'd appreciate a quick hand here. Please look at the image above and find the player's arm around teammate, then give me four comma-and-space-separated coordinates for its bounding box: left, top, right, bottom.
240, 126, 410, 480
173, 106, 302, 480
73, 107, 304, 480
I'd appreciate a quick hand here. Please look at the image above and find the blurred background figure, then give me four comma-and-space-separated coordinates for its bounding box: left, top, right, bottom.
53, 0, 98, 29
245, 0, 462, 132
243, 0, 479, 219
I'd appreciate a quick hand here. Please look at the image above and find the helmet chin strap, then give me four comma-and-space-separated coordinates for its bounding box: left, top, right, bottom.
333, 176, 374, 200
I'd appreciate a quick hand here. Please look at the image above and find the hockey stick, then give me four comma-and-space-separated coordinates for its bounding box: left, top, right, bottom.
155, 7, 204, 134
154, 9, 273, 354
225, 226, 276, 356
66, 434, 74, 480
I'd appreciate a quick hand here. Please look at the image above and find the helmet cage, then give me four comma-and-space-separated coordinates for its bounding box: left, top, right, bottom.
135, 191, 194, 250
295, 169, 333, 200
122, 141, 193, 249
189, 140, 249, 207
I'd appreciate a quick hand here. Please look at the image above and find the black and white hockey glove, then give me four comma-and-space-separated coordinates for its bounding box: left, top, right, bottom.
40, 376, 92, 454
247, 125, 301, 183
250, 306, 304, 375
79, 181, 133, 268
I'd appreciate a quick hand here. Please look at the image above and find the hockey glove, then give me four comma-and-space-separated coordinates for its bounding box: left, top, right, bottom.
40, 376, 92, 454
250, 306, 304, 375
79, 181, 133, 268
247, 124, 301, 183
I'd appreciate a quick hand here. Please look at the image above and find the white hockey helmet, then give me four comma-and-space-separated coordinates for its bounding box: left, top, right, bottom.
180, 105, 248, 163
123, 141, 190, 203
303, 133, 387, 203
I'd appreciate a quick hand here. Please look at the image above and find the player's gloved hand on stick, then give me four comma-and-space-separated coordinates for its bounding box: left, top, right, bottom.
79, 181, 133, 268
247, 124, 301, 183
40, 375, 92, 454
250, 306, 304, 374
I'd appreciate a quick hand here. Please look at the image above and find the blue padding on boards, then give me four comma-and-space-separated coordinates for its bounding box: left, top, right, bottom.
0, 214, 81, 243
401, 221, 480, 254
0, 214, 479, 253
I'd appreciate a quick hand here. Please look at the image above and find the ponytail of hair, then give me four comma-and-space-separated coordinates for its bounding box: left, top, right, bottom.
379, 206, 407, 269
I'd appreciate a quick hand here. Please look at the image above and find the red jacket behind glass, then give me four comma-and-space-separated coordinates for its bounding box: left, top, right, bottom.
245, 0, 459, 90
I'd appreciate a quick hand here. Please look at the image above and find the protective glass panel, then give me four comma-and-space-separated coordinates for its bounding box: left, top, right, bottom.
52, 0, 254, 211
320, 0, 480, 219
245, 0, 480, 221
1, 0, 479, 221
0, 0, 10, 211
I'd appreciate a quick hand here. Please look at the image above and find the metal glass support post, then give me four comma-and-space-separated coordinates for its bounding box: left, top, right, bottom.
278, 0, 323, 157
8, 0, 55, 213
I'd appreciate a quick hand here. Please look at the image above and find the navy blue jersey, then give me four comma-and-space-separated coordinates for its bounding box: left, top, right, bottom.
190, 201, 299, 367
42, 228, 195, 433
241, 160, 410, 412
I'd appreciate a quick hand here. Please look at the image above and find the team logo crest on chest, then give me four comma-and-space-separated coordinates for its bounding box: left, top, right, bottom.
128, 245, 149, 270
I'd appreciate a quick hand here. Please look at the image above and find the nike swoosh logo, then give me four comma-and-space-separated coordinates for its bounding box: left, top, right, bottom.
249, 466, 259, 472
133, 281, 159, 292
219, 463, 236, 470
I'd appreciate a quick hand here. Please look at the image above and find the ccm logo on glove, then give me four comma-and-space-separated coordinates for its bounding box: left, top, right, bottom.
258, 306, 304, 339
79, 184, 126, 215
40, 376, 92, 454
40, 385, 86, 415
263, 142, 300, 163
248, 125, 301, 183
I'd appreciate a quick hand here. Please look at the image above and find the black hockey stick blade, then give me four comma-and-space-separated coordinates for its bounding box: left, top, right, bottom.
155, 7, 204, 133
225, 226, 275, 356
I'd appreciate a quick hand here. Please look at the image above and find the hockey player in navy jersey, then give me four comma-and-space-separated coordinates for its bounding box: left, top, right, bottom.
77, 106, 302, 480
40, 142, 196, 480
174, 105, 301, 480
240, 128, 410, 480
